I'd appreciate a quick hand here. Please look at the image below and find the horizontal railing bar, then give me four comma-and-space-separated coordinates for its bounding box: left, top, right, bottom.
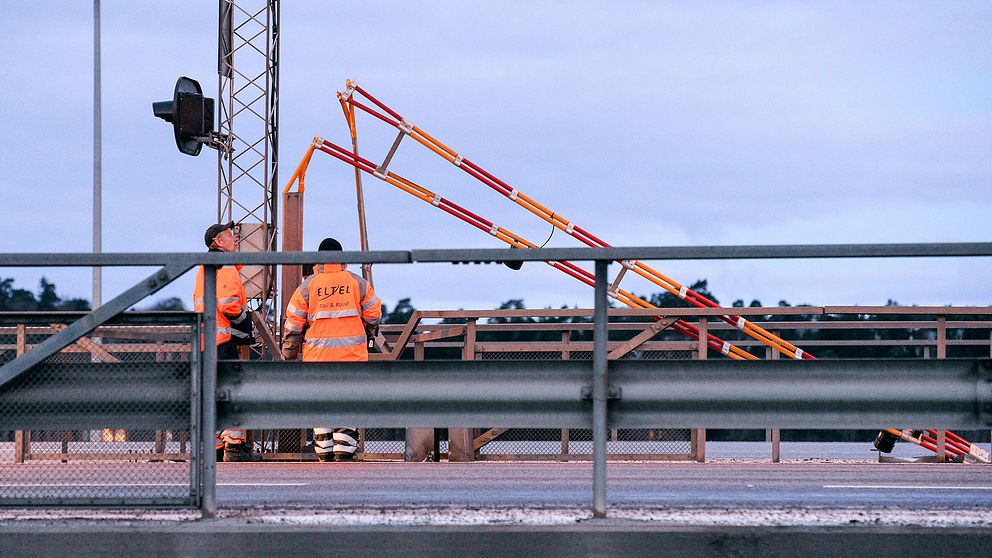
403, 339, 988, 350
412, 306, 992, 318
0, 312, 198, 326
215, 359, 992, 429
0, 251, 412, 267
473, 342, 694, 352
412, 243, 992, 262
0, 344, 191, 353
382, 320, 992, 333
2, 242, 989, 267
824, 306, 992, 315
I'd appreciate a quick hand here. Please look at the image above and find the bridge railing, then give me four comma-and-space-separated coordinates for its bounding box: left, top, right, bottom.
365, 306, 992, 462
0, 243, 989, 517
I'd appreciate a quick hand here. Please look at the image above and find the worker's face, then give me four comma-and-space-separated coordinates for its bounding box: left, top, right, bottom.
212, 228, 238, 252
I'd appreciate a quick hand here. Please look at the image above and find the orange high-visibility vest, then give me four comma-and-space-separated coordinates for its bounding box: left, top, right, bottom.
193, 264, 248, 346
284, 263, 381, 362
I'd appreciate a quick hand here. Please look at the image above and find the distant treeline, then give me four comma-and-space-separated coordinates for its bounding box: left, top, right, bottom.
0, 277, 185, 312
0, 277, 90, 311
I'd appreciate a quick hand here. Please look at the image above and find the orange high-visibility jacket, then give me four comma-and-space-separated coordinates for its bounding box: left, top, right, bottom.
193, 264, 248, 346
284, 263, 381, 362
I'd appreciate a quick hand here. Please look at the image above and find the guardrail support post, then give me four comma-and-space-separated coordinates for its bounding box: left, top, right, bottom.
200, 265, 218, 518
593, 259, 609, 518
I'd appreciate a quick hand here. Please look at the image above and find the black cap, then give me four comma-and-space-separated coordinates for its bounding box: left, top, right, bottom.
204, 221, 235, 247
318, 237, 343, 251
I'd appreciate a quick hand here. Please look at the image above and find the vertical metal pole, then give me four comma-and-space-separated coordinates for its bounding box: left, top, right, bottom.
592, 259, 609, 518
92, 0, 102, 309
200, 265, 218, 517
352, 135, 373, 284
189, 317, 202, 504
217, 0, 234, 223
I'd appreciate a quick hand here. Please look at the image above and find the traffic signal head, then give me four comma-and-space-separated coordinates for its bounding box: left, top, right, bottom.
152, 76, 215, 156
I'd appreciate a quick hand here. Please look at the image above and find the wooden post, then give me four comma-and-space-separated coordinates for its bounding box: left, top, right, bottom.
561, 332, 569, 462
769, 331, 781, 463
936, 320, 946, 462
280, 190, 305, 337
463, 318, 477, 361
449, 319, 477, 462
14, 324, 28, 463
936, 316, 947, 359
767, 428, 781, 463
691, 428, 705, 463
404, 340, 434, 462
697, 318, 707, 361
693, 318, 707, 462
155, 431, 167, 455
155, 342, 166, 455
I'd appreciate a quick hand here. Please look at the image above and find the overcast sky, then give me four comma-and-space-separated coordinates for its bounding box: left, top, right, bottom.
1, 1, 989, 313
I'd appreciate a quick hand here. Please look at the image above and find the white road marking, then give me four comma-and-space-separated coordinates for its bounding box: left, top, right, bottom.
219, 483, 309, 487
824, 485, 992, 490
0, 483, 308, 487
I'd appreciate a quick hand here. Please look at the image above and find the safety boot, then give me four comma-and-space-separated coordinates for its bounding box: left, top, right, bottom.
873, 430, 899, 453
223, 442, 261, 462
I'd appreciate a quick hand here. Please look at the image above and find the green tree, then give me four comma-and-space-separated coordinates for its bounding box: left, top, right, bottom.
0, 278, 39, 311
36, 278, 60, 310
0, 277, 91, 311
648, 279, 718, 308
383, 298, 416, 324
142, 297, 188, 311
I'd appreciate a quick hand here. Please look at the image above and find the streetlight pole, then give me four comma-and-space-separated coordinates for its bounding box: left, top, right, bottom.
92, 0, 102, 309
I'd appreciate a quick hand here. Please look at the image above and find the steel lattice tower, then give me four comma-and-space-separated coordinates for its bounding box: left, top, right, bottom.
217, 0, 280, 318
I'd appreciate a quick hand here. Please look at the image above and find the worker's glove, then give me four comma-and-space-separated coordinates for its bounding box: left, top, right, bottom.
229, 309, 248, 325
365, 323, 379, 350
364, 323, 380, 339
281, 333, 302, 360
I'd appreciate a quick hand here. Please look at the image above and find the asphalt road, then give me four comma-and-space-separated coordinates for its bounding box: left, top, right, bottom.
2, 442, 989, 526
212, 460, 991, 509
2, 443, 990, 556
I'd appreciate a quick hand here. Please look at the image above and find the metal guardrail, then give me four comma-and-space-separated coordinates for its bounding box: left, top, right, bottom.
216, 359, 992, 429
1, 243, 990, 517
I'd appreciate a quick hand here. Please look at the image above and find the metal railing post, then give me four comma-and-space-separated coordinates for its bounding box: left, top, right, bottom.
200, 265, 218, 518
592, 259, 609, 518
189, 316, 202, 505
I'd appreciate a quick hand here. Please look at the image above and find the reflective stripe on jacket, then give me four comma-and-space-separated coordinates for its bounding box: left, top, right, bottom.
193, 264, 248, 346
285, 263, 381, 362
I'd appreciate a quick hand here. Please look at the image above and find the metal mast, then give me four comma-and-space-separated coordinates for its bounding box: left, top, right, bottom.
217, 0, 280, 321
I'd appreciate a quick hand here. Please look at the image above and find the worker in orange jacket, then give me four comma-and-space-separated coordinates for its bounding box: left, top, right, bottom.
281, 237, 382, 462
194, 221, 259, 462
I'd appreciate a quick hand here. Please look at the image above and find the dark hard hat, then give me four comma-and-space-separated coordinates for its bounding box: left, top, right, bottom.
204, 221, 235, 247
318, 237, 343, 251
